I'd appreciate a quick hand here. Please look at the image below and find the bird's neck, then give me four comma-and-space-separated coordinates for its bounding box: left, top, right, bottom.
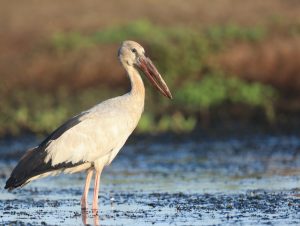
125, 65, 145, 101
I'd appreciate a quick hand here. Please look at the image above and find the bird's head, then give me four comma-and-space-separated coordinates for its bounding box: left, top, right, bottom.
118, 40, 172, 99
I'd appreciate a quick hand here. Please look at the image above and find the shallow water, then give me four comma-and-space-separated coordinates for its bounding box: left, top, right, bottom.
0, 134, 300, 225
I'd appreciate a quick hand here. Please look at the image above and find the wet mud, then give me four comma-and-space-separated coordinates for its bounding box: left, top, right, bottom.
0, 134, 300, 225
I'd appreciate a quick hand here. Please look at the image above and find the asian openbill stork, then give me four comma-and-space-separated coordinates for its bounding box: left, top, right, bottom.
5, 40, 172, 211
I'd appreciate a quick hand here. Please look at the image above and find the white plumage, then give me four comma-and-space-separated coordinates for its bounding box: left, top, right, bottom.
45, 94, 144, 166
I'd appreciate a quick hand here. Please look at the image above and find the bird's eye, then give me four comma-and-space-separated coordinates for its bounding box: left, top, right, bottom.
131, 48, 137, 53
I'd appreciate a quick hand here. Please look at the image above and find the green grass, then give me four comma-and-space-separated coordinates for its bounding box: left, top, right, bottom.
175, 71, 277, 121
51, 20, 266, 50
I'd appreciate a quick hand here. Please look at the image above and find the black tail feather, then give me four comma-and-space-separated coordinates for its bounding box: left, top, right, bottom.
5, 147, 48, 190
5, 113, 86, 190
5, 147, 83, 190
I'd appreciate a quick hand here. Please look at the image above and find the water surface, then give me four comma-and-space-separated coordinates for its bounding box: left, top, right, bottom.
0, 135, 300, 225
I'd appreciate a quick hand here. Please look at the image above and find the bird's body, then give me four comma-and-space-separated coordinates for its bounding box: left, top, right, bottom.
5, 41, 172, 211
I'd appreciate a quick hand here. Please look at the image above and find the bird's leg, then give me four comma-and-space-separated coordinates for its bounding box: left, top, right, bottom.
81, 208, 89, 226
92, 168, 103, 214
81, 169, 93, 210
93, 213, 100, 226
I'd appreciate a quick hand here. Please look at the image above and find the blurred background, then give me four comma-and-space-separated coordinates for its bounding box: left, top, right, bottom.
1, 0, 300, 137
2, 2, 300, 224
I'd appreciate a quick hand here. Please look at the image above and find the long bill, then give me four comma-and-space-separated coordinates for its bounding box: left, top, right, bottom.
138, 56, 172, 99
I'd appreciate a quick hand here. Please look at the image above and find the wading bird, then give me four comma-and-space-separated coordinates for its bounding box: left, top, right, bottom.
5, 41, 172, 211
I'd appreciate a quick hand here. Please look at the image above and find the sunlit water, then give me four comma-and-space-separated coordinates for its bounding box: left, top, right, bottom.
0, 135, 300, 225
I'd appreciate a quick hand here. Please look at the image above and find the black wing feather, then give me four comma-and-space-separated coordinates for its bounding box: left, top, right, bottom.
5, 113, 87, 190
39, 113, 85, 147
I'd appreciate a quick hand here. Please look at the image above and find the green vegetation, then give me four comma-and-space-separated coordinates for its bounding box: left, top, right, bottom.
175, 72, 276, 120
1, 20, 279, 136
51, 20, 266, 51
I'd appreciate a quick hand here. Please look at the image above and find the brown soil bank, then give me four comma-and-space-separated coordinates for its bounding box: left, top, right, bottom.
0, 0, 299, 93
218, 37, 300, 93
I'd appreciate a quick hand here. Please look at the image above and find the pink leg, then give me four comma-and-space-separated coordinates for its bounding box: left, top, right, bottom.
92, 170, 102, 213
81, 169, 93, 210
81, 209, 88, 226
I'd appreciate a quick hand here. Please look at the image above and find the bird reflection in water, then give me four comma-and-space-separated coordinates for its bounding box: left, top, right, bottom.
81, 209, 100, 226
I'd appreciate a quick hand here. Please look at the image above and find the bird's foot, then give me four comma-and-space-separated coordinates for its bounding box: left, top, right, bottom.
81, 206, 88, 211
81, 208, 88, 225
80, 198, 88, 210
92, 208, 99, 216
